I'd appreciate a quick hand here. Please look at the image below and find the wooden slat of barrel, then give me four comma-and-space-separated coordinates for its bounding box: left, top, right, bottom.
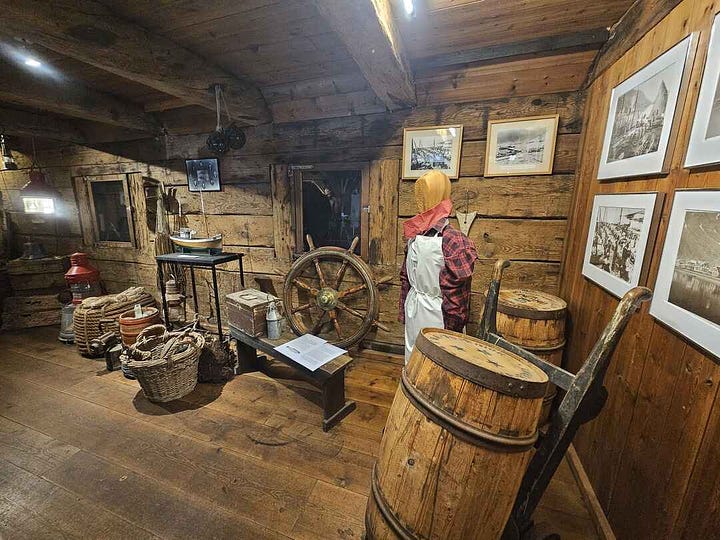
496, 289, 566, 348
495, 289, 567, 426
366, 328, 548, 540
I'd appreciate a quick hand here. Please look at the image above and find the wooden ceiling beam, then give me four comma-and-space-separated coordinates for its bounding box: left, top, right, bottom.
585, 0, 683, 86
312, 0, 416, 111
3, 0, 271, 126
0, 106, 88, 144
415, 28, 610, 72
0, 61, 160, 132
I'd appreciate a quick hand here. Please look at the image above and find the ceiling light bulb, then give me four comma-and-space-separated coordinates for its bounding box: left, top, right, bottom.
403, 0, 414, 15
24, 57, 41, 68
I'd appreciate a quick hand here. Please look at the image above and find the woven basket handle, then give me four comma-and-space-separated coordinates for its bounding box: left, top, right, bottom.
136, 324, 168, 343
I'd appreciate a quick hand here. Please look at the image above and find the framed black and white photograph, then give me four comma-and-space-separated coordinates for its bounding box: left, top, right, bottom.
598, 35, 694, 180
582, 192, 663, 298
484, 115, 558, 177
185, 158, 221, 192
650, 190, 720, 357
402, 125, 463, 179
686, 14, 720, 168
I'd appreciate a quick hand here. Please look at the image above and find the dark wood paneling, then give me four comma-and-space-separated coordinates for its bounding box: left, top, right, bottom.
559, 2, 720, 538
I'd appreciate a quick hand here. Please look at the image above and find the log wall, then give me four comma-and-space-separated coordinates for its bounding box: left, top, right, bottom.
561, 1, 720, 537
0, 50, 591, 347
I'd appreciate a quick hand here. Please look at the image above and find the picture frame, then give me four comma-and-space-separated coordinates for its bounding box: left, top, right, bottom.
686, 13, 720, 168
185, 158, 221, 192
597, 34, 695, 180
402, 125, 463, 179
582, 192, 664, 298
650, 190, 720, 358
484, 115, 559, 177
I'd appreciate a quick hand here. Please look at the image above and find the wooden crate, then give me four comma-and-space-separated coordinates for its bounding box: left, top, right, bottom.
2, 294, 61, 330
226, 289, 282, 337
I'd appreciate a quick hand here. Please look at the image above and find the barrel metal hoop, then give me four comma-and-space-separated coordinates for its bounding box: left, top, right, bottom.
369, 465, 417, 540
522, 339, 567, 353
497, 303, 567, 320
401, 370, 538, 452
415, 332, 547, 399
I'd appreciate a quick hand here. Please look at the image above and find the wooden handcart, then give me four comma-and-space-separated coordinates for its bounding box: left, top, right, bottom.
477, 261, 652, 540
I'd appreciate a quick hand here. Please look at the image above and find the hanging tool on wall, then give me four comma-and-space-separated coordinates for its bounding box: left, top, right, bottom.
455, 189, 477, 236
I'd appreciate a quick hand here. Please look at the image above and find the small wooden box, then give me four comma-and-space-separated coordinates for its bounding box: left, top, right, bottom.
226, 289, 282, 337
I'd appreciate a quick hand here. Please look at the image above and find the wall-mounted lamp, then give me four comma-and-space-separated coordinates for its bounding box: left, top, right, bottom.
403, 0, 414, 16
1, 133, 18, 170
21, 167, 59, 214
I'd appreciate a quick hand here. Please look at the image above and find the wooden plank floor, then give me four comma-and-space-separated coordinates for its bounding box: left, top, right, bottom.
0, 327, 599, 539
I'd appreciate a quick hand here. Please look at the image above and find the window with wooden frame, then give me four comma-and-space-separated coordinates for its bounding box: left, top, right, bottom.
82, 174, 136, 248
292, 163, 370, 260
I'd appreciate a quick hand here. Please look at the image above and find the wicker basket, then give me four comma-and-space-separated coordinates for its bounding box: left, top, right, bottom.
73, 287, 156, 357
122, 324, 205, 403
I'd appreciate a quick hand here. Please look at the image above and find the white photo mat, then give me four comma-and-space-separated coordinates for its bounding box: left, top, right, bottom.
650, 190, 720, 358
484, 115, 558, 177
686, 13, 720, 168
598, 35, 693, 180
582, 193, 661, 298
402, 125, 463, 179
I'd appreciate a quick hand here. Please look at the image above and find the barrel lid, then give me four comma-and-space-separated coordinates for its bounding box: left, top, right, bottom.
497, 289, 567, 320
416, 328, 548, 398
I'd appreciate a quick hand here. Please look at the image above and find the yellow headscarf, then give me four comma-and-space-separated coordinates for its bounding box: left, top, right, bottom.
415, 170, 451, 213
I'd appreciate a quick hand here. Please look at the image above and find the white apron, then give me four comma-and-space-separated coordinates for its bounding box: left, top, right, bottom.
404, 232, 445, 363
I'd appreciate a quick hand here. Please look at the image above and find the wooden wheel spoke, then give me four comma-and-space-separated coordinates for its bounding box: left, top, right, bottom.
336, 301, 367, 321
310, 311, 328, 334
328, 309, 342, 339
293, 278, 318, 295
292, 303, 313, 314
313, 259, 327, 288
338, 283, 367, 299
334, 261, 351, 289
334, 237, 359, 288
305, 234, 327, 288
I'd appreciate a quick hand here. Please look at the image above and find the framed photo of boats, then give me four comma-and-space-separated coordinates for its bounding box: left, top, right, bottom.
597, 35, 695, 180
650, 190, 720, 358
402, 125, 463, 179
484, 115, 559, 177
582, 192, 663, 298
686, 13, 720, 168
186, 158, 221, 192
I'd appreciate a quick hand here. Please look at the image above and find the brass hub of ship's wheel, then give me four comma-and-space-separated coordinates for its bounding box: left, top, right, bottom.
316, 287, 339, 310
283, 235, 391, 349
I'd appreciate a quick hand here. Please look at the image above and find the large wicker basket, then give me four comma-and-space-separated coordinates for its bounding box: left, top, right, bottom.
122, 324, 205, 403
73, 287, 155, 357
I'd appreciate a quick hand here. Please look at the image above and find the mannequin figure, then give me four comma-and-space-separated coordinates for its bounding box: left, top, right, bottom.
399, 170, 477, 362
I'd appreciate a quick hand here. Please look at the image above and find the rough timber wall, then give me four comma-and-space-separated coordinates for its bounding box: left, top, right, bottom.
0, 50, 592, 346
561, 1, 720, 537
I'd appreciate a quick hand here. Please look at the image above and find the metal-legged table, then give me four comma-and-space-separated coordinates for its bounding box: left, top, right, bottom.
155, 252, 244, 338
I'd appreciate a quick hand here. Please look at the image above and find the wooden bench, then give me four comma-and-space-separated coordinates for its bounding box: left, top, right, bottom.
229, 325, 357, 431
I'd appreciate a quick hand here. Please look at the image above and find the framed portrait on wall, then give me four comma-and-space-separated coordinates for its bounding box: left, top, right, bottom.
686, 13, 720, 168
484, 115, 558, 177
597, 35, 695, 180
582, 192, 664, 298
185, 158, 221, 192
402, 125, 463, 179
650, 190, 720, 358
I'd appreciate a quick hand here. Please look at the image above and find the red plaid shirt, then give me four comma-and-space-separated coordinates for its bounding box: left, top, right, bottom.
399, 219, 477, 331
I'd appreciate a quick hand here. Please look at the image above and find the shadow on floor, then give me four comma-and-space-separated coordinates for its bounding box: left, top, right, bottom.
132, 382, 226, 415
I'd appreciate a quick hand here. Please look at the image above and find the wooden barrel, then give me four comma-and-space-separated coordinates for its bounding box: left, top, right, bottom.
365, 328, 548, 540
495, 289, 567, 425
119, 307, 161, 347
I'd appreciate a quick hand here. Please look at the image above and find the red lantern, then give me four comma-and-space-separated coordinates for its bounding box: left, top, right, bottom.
64, 253, 102, 304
